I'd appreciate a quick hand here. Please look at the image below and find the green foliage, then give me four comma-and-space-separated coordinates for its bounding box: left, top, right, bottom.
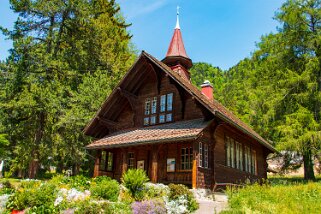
90, 178, 120, 201
121, 169, 149, 200
168, 184, 199, 212
63, 175, 91, 190
0, 0, 135, 178
223, 181, 321, 214
6, 182, 58, 211
0, 180, 15, 195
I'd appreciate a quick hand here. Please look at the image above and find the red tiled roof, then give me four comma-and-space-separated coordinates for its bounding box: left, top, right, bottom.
86, 119, 209, 149
166, 28, 189, 58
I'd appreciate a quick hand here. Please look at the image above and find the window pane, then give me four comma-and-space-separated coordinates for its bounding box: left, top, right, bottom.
144, 117, 149, 126
99, 151, 107, 171
204, 144, 208, 168
150, 116, 156, 125
160, 95, 166, 112
107, 152, 113, 171
145, 98, 151, 115
231, 139, 235, 168
199, 142, 203, 167
236, 142, 240, 169
128, 152, 134, 169
151, 97, 157, 114
159, 114, 165, 123
166, 113, 172, 122
240, 144, 243, 171
226, 137, 230, 167
167, 93, 173, 111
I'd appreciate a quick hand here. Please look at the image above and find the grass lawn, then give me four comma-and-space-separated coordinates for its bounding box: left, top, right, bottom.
222, 175, 321, 214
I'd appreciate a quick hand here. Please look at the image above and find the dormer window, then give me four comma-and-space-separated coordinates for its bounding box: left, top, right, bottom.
144, 93, 174, 126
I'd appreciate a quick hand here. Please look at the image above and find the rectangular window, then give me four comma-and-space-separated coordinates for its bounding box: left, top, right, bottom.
240, 144, 243, 171
231, 139, 235, 168
144, 117, 149, 126
99, 151, 107, 171
166, 113, 172, 122
160, 95, 166, 112
226, 137, 231, 167
151, 97, 157, 114
107, 152, 113, 171
145, 98, 151, 115
159, 114, 165, 123
128, 152, 135, 169
150, 116, 156, 125
167, 93, 173, 111
199, 142, 203, 167
204, 144, 208, 168
235, 142, 239, 169
181, 147, 192, 170
245, 146, 251, 173
252, 150, 257, 175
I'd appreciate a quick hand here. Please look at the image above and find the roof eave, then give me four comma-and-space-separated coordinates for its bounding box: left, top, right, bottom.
214, 111, 278, 153
85, 134, 198, 150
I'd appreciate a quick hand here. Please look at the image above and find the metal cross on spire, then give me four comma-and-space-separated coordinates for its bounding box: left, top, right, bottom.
175, 6, 180, 29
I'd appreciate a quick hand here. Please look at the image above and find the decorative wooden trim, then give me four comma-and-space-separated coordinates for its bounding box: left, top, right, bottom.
97, 117, 118, 127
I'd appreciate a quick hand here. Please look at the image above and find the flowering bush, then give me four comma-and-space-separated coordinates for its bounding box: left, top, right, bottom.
54, 188, 91, 206
6, 182, 58, 211
144, 183, 170, 199
164, 195, 188, 214
168, 184, 199, 213
132, 199, 166, 214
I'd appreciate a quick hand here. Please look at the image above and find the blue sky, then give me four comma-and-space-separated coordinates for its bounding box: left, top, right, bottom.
0, 0, 285, 70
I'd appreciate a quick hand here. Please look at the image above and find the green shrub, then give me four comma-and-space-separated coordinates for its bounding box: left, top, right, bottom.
168, 184, 199, 212
121, 169, 149, 200
0, 180, 15, 195
90, 178, 120, 201
105, 202, 132, 214
74, 200, 105, 214
6, 182, 58, 211
62, 175, 91, 190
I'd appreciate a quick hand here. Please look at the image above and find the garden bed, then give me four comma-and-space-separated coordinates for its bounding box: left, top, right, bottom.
0, 169, 199, 214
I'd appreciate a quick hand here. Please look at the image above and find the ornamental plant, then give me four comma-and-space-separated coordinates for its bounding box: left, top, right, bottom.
168, 184, 199, 213
132, 199, 166, 214
121, 169, 149, 200
90, 178, 119, 201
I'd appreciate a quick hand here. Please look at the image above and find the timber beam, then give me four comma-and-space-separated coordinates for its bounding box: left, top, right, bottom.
97, 116, 118, 127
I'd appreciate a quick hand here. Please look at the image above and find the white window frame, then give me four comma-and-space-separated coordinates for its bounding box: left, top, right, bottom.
199, 142, 203, 167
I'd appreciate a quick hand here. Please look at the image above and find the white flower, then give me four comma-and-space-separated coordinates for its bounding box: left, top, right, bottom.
0, 194, 11, 208
163, 195, 188, 214
54, 196, 64, 206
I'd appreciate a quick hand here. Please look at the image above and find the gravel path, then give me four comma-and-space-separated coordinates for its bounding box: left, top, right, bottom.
195, 193, 228, 214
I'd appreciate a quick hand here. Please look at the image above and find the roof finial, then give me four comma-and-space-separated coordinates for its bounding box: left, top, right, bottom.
175, 6, 180, 29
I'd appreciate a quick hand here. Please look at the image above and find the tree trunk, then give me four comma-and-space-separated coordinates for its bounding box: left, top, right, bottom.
303, 149, 315, 181
28, 111, 45, 178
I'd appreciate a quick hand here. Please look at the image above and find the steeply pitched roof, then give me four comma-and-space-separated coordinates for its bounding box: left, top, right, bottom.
86, 119, 208, 149
166, 28, 189, 59
142, 51, 277, 153
84, 51, 276, 153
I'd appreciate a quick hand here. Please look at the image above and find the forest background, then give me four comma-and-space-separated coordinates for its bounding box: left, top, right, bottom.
0, 0, 320, 180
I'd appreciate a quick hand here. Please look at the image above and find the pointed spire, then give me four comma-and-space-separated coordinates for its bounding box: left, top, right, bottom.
162, 7, 193, 81
175, 6, 180, 29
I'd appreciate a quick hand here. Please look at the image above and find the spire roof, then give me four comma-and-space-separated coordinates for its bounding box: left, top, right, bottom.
162, 6, 192, 80
165, 6, 189, 58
